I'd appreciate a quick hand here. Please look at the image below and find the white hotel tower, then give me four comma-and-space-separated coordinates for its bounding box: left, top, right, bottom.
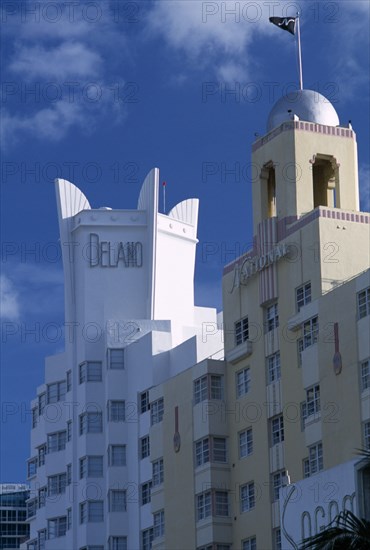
24, 169, 223, 550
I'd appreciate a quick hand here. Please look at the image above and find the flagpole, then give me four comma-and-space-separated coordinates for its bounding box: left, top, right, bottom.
296, 12, 303, 90
162, 182, 166, 213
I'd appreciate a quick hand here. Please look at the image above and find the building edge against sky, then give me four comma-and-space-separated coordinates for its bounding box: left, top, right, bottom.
22, 88, 370, 550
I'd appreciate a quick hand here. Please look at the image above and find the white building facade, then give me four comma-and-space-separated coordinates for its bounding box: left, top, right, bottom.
24, 168, 223, 550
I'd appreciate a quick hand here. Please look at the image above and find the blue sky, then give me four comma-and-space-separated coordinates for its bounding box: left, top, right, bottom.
1, 0, 369, 482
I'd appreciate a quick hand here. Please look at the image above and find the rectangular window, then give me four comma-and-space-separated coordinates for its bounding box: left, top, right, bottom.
271, 415, 284, 445
213, 437, 227, 463
38, 530, 46, 550
364, 422, 370, 449
27, 499, 37, 518
214, 491, 228, 516
108, 445, 126, 466
309, 442, 324, 475
79, 361, 102, 383
239, 428, 253, 458
66, 370, 72, 392
48, 473, 66, 496
38, 487, 47, 508
38, 393, 46, 415
141, 481, 152, 505
27, 458, 37, 478
358, 287, 370, 319
296, 282, 311, 311
47, 381, 66, 404
153, 510, 165, 538
108, 400, 125, 422
306, 385, 320, 417
235, 316, 249, 345
32, 408, 38, 428
108, 537, 127, 550
79, 412, 102, 434
242, 538, 257, 550
150, 398, 164, 425
48, 516, 67, 539
240, 482, 255, 512
140, 436, 150, 459
47, 430, 67, 453
272, 470, 286, 501
194, 374, 223, 404
266, 303, 279, 332
81, 501, 103, 523
38, 445, 46, 466
196, 491, 212, 521
152, 458, 164, 486
109, 490, 126, 512
303, 458, 310, 478
140, 390, 150, 413
267, 352, 281, 384
274, 528, 282, 550
195, 437, 227, 466
141, 528, 154, 550
108, 348, 125, 369
303, 316, 319, 348
361, 359, 370, 391
195, 438, 209, 467
67, 421, 72, 441
236, 367, 250, 398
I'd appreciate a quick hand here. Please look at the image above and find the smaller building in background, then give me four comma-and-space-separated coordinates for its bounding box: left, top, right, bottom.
0, 484, 29, 550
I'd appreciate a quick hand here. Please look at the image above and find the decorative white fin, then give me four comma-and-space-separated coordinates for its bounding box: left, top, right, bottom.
168, 198, 199, 227
137, 168, 159, 212
55, 178, 90, 220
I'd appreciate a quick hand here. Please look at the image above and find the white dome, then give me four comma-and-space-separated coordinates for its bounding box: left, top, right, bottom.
267, 89, 340, 132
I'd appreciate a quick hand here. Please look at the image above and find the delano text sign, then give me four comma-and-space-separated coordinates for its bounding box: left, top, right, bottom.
89, 233, 143, 268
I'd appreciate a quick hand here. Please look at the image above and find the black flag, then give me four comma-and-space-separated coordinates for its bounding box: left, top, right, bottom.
269, 16, 296, 35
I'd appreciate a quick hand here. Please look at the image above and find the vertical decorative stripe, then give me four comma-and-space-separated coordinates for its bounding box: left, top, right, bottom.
258, 218, 278, 304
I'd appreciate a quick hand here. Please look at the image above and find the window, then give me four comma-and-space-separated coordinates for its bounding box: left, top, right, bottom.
235, 316, 249, 345
214, 491, 229, 516
67, 463, 72, 485
67, 421, 72, 441
194, 374, 223, 404
108, 348, 125, 369
153, 510, 165, 538
361, 359, 370, 391
267, 352, 281, 384
79, 361, 102, 383
303, 458, 310, 478
38, 393, 46, 415
80, 501, 104, 523
108, 445, 126, 466
243, 537, 257, 550
240, 482, 255, 512
274, 528, 282, 550
271, 415, 284, 445
236, 367, 251, 397
108, 537, 127, 550
140, 436, 150, 459
79, 412, 102, 434
80, 456, 103, 478
303, 316, 319, 348
196, 491, 211, 520
109, 490, 126, 512
38, 444, 46, 466
307, 442, 324, 475
152, 458, 164, 486
38, 530, 46, 550
32, 408, 38, 428
48, 516, 67, 538
47, 430, 66, 453
195, 437, 227, 466
364, 422, 370, 449
150, 398, 164, 424
48, 473, 66, 496
27, 499, 37, 518
141, 481, 152, 505
266, 303, 279, 332
306, 385, 320, 416
47, 381, 66, 404
108, 400, 125, 422
66, 370, 72, 391
27, 458, 37, 478
296, 282, 311, 311
38, 487, 47, 508
141, 527, 154, 550
239, 428, 253, 458
358, 287, 370, 319
140, 390, 150, 413
272, 470, 286, 501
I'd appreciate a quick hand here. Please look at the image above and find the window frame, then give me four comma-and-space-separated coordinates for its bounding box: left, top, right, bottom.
235, 316, 249, 346
239, 428, 253, 458
296, 282, 312, 312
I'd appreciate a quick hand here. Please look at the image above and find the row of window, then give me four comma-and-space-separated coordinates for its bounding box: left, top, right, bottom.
27, 536, 127, 550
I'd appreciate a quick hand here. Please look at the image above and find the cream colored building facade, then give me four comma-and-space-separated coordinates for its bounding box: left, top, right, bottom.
151, 91, 370, 550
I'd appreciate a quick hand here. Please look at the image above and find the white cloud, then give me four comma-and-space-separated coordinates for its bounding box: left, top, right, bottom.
9, 42, 102, 80
359, 164, 370, 213
0, 274, 20, 320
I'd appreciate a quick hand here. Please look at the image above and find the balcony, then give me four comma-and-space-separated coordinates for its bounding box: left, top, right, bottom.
225, 341, 253, 364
